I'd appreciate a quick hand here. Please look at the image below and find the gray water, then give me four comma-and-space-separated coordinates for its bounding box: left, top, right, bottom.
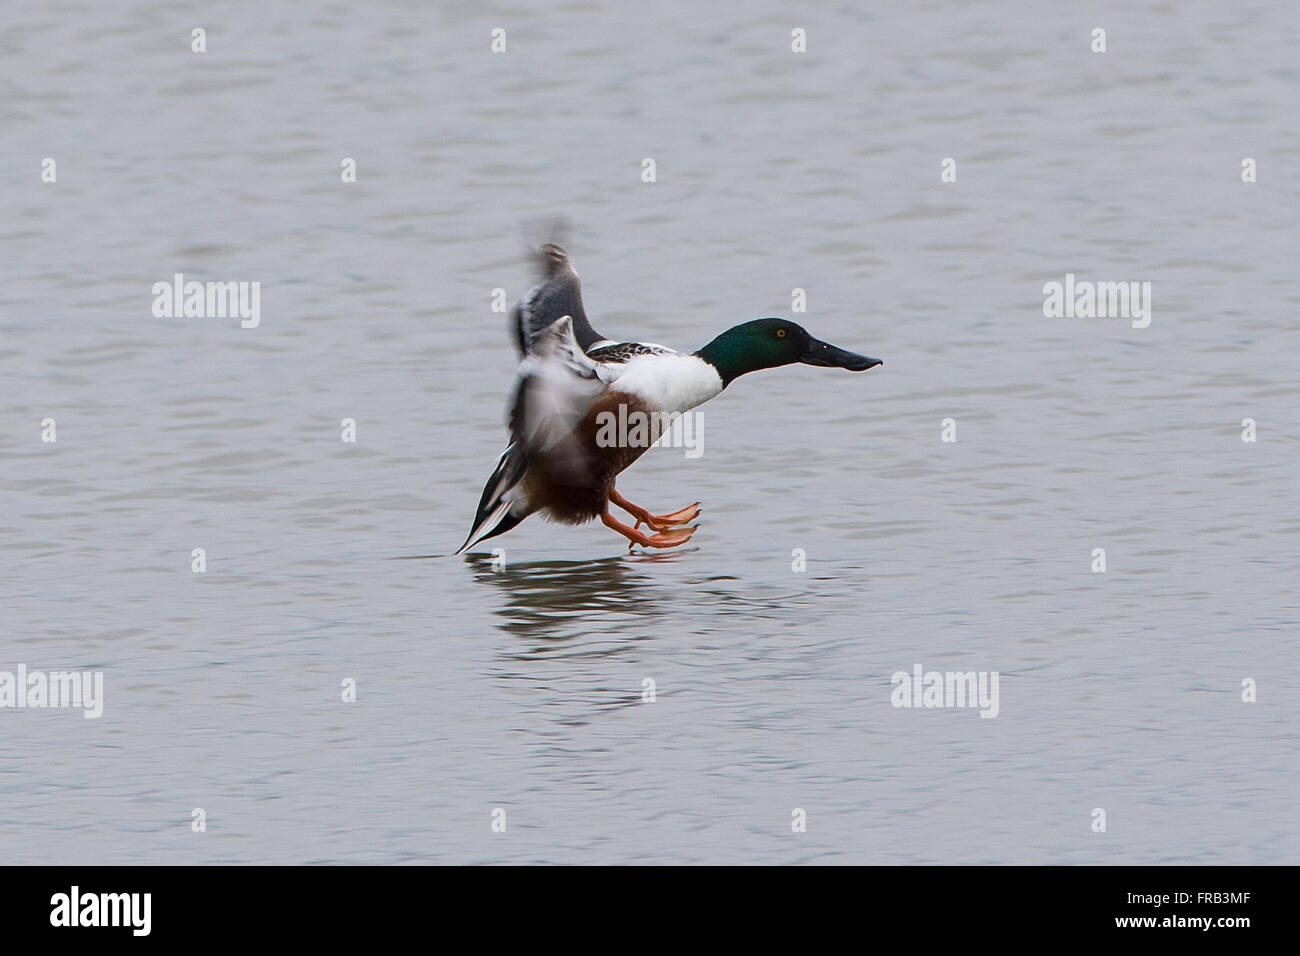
2, 0, 1297, 864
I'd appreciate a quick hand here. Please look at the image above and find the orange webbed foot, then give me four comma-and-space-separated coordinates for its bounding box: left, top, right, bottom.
601, 511, 697, 551
636, 501, 701, 531
608, 486, 702, 532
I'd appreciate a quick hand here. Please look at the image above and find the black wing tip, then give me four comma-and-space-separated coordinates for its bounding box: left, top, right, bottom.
537, 243, 572, 277
457, 511, 523, 554
518, 216, 572, 268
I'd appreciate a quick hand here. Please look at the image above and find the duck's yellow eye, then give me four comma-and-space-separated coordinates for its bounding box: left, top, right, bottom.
776, 329, 786, 338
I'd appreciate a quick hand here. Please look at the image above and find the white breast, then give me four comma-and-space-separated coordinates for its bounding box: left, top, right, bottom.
610, 353, 724, 414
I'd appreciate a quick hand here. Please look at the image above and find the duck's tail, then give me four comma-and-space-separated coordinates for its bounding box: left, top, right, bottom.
456, 443, 529, 554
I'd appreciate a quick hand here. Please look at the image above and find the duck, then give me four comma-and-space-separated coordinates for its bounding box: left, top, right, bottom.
457, 244, 882, 553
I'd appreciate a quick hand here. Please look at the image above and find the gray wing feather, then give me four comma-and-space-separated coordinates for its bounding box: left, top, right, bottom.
509, 316, 609, 454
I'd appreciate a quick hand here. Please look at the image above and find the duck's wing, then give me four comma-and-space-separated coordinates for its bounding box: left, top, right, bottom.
512, 244, 609, 355
509, 315, 613, 452
458, 316, 614, 553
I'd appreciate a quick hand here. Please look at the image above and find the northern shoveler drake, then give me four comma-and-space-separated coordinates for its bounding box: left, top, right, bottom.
457, 244, 882, 553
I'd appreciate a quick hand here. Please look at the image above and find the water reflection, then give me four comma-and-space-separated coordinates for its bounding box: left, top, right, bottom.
465, 554, 670, 643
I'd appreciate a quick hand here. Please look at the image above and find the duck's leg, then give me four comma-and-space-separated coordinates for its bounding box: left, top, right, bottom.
608, 486, 701, 532
601, 510, 696, 549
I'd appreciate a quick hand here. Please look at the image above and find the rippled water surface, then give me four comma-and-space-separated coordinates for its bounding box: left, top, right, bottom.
2, 1, 1298, 864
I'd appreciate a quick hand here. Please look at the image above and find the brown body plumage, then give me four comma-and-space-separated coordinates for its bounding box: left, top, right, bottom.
522, 392, 654, 524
